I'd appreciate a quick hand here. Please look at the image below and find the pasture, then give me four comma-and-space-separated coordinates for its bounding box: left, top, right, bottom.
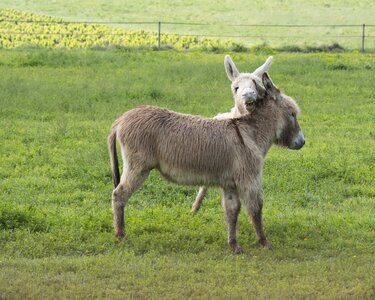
0, 49, 374, 299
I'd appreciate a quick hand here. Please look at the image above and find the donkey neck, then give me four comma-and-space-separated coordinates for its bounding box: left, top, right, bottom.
233, 104, 247, 117
239, 100, 278, 157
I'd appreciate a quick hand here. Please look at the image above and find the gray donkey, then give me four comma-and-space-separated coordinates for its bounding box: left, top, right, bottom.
192, 55, 273, 214
108, 73, 305, 253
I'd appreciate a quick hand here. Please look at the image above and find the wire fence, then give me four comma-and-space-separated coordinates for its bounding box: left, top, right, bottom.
1, 18, 375, 52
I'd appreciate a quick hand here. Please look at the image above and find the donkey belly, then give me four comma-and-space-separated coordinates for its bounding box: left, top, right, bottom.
157, 163, 225, 186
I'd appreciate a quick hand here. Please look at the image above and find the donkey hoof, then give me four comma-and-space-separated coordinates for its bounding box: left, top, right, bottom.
230, 243, 243, 254
190, 208, 199, 215
234, 245, 244, 254
115, 229, 125, 239
259, 239, 272, 250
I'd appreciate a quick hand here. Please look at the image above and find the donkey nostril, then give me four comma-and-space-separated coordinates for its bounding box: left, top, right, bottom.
296, 140, 305, 149
244, 93, 257, 101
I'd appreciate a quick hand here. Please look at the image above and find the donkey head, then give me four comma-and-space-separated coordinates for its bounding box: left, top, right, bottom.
224, 55, 273, 114
261, 72, 305, 150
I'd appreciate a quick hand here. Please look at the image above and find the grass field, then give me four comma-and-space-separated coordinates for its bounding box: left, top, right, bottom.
0, 49, 374, 299
1, 0, 375, 50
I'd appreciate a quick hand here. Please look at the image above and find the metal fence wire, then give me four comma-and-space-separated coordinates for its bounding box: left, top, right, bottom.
1, 19, 374, 51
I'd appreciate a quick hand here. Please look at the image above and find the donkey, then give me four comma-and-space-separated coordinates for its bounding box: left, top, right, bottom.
192, 55, 273, 214
215, 55, 273, 119
108, 73, 305, 253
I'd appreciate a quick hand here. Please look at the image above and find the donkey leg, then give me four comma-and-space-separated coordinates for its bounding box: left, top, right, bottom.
112, 169, 149, 238
241, 186, 272, 249
191, 186, 208, 214
222, 188, 242, 254
250, 206, 272, 249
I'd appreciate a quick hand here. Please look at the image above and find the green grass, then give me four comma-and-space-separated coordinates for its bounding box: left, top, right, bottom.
0, 1, 375, 50
0, 49, 374, 299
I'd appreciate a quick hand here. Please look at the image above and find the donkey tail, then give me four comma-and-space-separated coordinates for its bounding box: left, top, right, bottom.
108, 127, 120, 188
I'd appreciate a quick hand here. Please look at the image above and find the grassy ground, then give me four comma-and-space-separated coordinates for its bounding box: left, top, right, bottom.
0, 49, 374, 299
1, 0, 375, 50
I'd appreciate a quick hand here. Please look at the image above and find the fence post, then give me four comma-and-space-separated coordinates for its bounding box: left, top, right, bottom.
158, 21, 161, 50
362, 24, 365, 53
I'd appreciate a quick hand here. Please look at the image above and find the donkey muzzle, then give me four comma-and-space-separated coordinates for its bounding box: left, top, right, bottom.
291, 131, 305, 150
242, 87, 257, 103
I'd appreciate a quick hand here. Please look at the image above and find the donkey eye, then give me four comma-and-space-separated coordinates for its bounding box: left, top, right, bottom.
289, 112, 296, 122
234, 86, 239, 93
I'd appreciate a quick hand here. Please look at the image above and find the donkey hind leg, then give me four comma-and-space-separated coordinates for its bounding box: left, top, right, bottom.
222, 188, 243, 254
112, 169, 149, 238
191, 186, 208, 214
241, 186, 272, 249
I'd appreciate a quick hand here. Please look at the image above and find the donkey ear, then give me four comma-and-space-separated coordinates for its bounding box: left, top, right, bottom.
252, 78, 267, 99
262, 72, 281, 101
253, 56, 273, 78
224, 55, 240, 82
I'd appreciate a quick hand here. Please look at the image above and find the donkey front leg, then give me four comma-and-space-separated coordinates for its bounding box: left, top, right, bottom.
191, 186, 208, 214
112, 169, 149, 237
241, 185, 272, 249
222, 188, 243, 254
